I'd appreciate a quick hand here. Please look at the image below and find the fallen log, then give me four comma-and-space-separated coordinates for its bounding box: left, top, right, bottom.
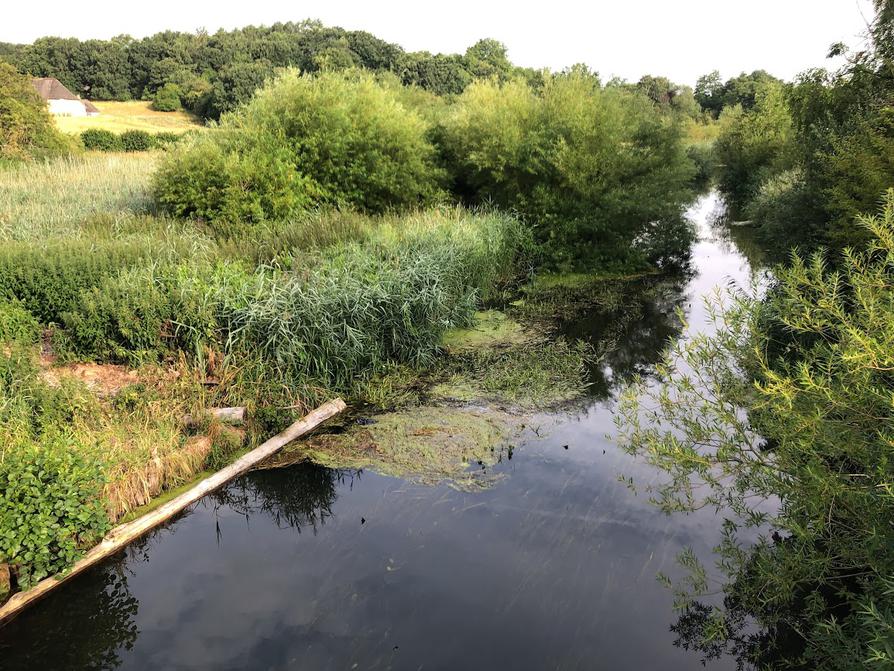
0, 397, 346, 627
183, 406, 247, 426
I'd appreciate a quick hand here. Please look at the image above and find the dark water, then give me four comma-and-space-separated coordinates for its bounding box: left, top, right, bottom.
0, 193, 759, 670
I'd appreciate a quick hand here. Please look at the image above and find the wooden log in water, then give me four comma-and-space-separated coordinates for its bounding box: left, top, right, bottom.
0, 398, 347, 627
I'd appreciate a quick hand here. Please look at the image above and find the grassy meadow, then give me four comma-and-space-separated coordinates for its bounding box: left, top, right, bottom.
0, 153, 156, 240
54, 101, 203, 135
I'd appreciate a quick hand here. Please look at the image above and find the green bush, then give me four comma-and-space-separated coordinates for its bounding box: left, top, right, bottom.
153, 131, 181, 147
0, 62, 75, 161
153, 69, 444, 227
0, 300, 40, 344
714, 81, 796, 208
151, 83, 182, 112
80, 128, 123, 152
0, 239, 157, 324
745, 168, 821, 252
0, 436, 109, 589
119, 129, 155, 152
437, 71, 695, 269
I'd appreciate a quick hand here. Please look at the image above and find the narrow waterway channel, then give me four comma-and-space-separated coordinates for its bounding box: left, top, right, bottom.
0, 192, 761, 670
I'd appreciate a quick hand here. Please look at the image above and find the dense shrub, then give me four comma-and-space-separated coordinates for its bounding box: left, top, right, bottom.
151, 82, 182, 111
80, 129, 180, 153
744, 168, 819, 250
0, 61, 74, 161
153, 69, 444, 227
0, 300, 40, 343
0, 435, 109, 589
437, 71, 695, 269
153, 131, 180, 147
119, 129, 155, 152
713, 81, 795, 208
80, 128, 122, 151
0, 239, 157, 324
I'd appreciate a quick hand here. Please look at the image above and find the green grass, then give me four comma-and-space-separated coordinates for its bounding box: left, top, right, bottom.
0, 153, 157, 241
54, 101, 204, 135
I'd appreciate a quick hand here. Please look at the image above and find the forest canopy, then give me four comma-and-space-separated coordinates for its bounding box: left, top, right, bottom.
0, 23, 536, 119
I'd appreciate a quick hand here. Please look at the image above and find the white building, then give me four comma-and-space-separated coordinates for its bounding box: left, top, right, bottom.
31, 78, 100, 117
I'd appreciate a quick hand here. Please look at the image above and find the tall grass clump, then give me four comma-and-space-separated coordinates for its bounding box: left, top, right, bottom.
0, 229, 211, 325
153, 69, 444, 228
223, 208, 530, 392
437, 70, 696, 270
55, 208, 530, 400
0, 154, 156, 241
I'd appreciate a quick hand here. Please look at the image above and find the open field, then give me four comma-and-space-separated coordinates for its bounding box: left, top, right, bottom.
54, 101, 204, 135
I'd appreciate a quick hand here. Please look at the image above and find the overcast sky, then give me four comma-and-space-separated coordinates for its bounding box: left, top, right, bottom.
2, 0, 878, 86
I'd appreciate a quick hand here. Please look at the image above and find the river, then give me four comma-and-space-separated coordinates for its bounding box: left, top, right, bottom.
0, 192, 761, 670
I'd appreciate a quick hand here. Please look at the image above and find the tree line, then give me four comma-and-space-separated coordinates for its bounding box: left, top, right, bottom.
0, 22, 538, 119
0, 20, 717, 124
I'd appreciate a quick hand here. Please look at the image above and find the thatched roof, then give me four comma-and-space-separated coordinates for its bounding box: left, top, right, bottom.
31, 77, 79, 101
83, 100, 100, 114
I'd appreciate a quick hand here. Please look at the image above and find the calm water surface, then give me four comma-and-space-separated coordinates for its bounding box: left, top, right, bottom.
0, 193, 759, 670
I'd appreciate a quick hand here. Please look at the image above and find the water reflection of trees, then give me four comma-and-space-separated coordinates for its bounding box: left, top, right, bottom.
0, 464, 350, 669
707, 197, 770, 270
211, 463, 355, 533
559, 274, 689, 400
671, 588, 808, 671
0, 543, 144, 671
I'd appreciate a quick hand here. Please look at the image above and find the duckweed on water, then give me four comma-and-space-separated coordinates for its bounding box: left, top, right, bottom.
440, 310, 533, 354
431, 339, 594, 407
260, 407, 517, 490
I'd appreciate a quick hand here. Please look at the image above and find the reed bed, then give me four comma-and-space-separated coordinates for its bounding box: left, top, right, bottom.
0, 154, 157, 241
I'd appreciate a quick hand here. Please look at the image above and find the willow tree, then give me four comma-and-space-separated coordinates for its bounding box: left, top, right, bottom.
618, 193, 894, 669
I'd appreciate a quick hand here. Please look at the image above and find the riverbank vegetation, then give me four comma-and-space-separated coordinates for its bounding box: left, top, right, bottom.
0, 49, 700, 599
616, 4, 894, 666
3, 6, 893, 667
706, 2, 894, 259
619, 193, 894, 669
